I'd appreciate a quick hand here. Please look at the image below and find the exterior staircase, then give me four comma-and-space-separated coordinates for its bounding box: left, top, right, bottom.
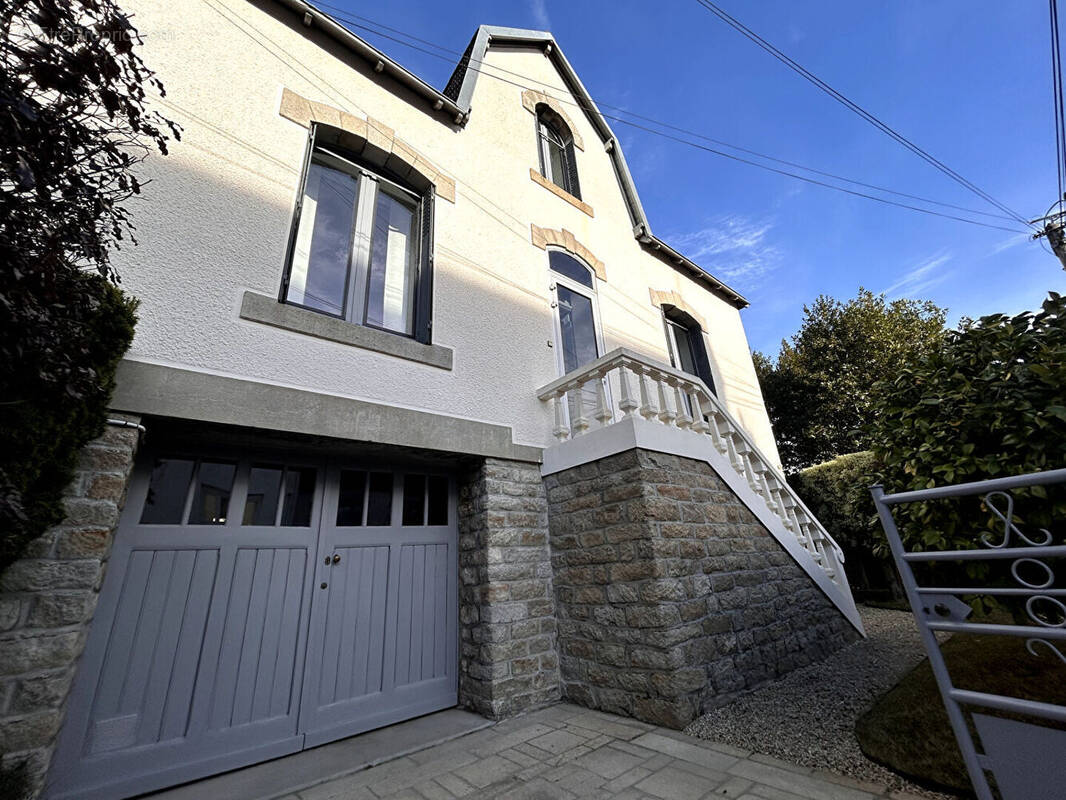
536, 347, 864, 635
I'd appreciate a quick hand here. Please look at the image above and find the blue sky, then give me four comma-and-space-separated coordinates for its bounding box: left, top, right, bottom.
325, 0, 1066, 355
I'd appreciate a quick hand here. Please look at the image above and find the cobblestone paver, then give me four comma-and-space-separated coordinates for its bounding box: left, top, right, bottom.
291, 704, 920, 800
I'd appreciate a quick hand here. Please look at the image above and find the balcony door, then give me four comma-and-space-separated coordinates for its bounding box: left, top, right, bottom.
549, 251, 608, 429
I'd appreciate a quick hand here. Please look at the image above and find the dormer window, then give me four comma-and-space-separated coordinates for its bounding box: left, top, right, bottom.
537, 106, 580, 200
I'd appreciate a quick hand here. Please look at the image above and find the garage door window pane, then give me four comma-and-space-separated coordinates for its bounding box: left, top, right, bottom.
402, 474, 426, 526
140, 458, 195, 524
281, 467, 316, 527
427, 476, 448, 526
243, 466, 283, 525
188, 462, 237, 525
337, 470, 367, 526
366, 472, 393, 526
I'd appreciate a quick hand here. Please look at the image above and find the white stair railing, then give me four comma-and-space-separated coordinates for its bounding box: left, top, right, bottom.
537, 347, 847, 587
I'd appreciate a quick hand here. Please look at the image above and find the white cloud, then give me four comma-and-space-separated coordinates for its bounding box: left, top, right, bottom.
986, 232, 1030, 257
671, 215, 781, 285
528, 0, 551, 31
883, 250, 953, 298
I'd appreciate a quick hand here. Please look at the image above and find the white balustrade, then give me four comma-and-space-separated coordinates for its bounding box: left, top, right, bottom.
536, 347, 847, 586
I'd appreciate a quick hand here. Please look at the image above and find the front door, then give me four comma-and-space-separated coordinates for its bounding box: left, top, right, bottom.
48, 449, 458, 800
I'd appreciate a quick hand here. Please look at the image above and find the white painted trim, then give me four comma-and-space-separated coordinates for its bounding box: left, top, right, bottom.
541, 416, 865, 635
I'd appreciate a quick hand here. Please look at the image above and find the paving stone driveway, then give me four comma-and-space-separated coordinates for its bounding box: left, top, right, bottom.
290, 704, 918, 800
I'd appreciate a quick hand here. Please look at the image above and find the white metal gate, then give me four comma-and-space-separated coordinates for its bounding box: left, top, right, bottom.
872, 469, 1066, 800
47, 448, 458, 800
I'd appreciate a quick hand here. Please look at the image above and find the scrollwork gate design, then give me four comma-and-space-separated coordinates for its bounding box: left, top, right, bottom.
872, 469, 1066, 800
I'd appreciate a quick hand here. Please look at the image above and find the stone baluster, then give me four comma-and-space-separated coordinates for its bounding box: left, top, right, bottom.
637, 367, 658, 419
570, 378, 590, 436
552, 393, 570, 441
717, 417, 743, 472
688, 391, 710, 434
594, 372, 613, 425
617, 364, 639, 417
673, 382, 692, 429
706, 410, 727, 455
655, 373, 677, 426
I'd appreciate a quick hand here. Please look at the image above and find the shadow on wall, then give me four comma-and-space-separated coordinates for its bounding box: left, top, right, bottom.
117, 143, 692, 449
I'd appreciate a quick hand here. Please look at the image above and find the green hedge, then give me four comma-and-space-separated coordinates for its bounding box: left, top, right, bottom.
869, 293, 1066, 554
0, 276, 137, 572
793, 451, 901, 599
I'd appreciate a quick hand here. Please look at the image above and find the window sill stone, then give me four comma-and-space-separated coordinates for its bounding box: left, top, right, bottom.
240, 291, 453, 370
529, 169, 594, 217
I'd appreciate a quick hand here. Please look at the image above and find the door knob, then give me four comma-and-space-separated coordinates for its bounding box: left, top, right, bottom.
332, 553, 341, 564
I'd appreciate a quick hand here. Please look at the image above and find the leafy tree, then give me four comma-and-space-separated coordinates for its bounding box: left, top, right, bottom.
869, 292, 1066, 559
755, 289, 947, 472
1, 0, 177, 570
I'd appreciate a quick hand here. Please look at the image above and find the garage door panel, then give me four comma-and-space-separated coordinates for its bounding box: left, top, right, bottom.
87, 547, 220, 756
395, 542, 451, 687
209, 547, 309, 731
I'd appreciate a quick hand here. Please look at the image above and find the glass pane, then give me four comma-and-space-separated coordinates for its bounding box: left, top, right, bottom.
549, 251, 593, 288
427, 476, 448, 526
243, 465, 283, 525
402, 474, 426, 526
557, 285, 601, 425
557, 286, 599, 373
366, 472, 393, 526
669, 320, 699, 376
140, 458, 195, 524
188, 462, 236, 525
365, 189, 417, 335
336, 469, 367, 526
287, 160, 358, 317
547, 138, 567, 191
280, 467, 316, 527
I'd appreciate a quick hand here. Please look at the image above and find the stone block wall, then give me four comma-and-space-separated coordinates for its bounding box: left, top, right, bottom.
0, 415, 141, 794
457, 458, 561, 718
544, 448, 859, 729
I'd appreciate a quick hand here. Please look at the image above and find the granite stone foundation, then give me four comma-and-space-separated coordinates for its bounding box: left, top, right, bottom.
0, 415, 141, 796
544, 448, 860, 729
457, 458, 561, 718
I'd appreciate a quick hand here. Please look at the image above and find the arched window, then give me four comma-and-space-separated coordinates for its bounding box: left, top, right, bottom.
537, 106, 580, 199
663, 306, 716, 396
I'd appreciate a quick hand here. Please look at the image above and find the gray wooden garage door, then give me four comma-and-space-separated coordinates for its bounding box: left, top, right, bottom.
47, 450, 458, 800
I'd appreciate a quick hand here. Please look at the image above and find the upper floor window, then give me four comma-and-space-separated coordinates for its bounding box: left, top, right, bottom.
537, 106, 580, 200
283, 130, 433, 342
663, 307, 716, 396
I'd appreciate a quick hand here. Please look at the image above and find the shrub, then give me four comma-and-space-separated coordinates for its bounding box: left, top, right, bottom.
1, 0, 174, 570
0, 276, 137, 571
793, 451, 900, 599
868, 292, 1066, 557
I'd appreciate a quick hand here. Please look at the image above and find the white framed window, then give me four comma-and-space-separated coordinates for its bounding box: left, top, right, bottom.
548, 250, 609, 426
283, 132, 433, 341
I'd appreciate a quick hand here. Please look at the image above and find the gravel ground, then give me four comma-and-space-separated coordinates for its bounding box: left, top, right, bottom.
685, 606, 957, 799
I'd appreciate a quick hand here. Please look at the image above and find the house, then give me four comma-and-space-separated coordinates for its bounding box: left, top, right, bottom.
0, 2, 863, 798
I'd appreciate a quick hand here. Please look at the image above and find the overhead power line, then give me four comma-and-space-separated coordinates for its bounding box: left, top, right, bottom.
321, 3, 1017, 223
691, 0, 1035, 229
313, 4, 1028, 234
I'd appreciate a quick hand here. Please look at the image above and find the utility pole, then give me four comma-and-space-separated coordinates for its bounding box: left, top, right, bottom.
1031, 201, 1066, 271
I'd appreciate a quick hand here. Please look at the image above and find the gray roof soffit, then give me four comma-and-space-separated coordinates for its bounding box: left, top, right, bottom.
270, 4, 749, 309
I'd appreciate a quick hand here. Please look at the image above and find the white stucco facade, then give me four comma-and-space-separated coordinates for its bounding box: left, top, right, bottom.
115, 0, 780, 464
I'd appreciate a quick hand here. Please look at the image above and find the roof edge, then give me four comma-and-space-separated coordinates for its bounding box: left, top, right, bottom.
273, 0, 467, 124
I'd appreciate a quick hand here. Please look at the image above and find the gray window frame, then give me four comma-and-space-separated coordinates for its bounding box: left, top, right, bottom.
281, 126, 435, 344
